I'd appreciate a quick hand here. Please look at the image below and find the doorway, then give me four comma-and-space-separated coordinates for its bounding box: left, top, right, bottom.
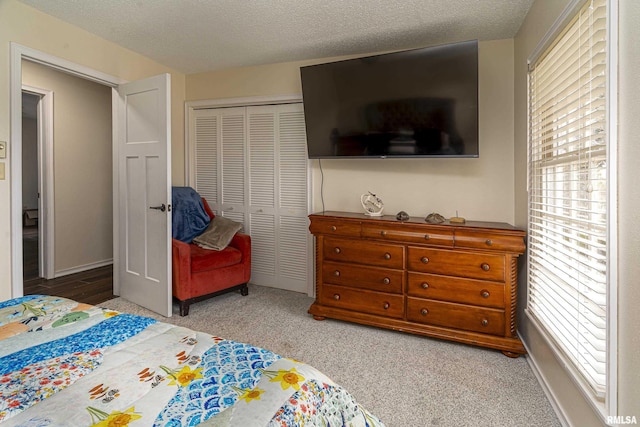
11, 43, 174, 316
10, 43, 122, 299
21, 86, 55, 283
20, 60, 114, 286
21, 91, 40, 281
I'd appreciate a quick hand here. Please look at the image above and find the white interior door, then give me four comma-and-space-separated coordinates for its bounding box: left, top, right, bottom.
115, 74, 172, 317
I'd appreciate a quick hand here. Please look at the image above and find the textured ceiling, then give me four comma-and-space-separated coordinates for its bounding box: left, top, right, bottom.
19, 0, 534, 74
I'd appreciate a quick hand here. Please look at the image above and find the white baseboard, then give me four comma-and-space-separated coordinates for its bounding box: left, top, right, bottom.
54, 259, 113, 278
522, 337, 570, 427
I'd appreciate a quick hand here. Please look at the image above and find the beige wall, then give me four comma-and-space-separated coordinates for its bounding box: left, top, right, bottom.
187, 40, 516, 223
0, 0, 186, 299
22, 61, 114, 273
515, 0, 640, 424
187, 61, 309, 100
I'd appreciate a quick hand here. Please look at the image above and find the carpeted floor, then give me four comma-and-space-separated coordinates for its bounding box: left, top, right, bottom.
98, 284, 560, 427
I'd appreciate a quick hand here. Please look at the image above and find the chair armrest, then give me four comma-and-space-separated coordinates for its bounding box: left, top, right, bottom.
229, 232, 251, 264
229, 233, 251, 283
229, 232, 251, 255
172, 238, 192, 284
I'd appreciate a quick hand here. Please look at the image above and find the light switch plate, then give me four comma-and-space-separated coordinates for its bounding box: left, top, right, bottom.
0, 163, 5, 180
0, 141, 6, 159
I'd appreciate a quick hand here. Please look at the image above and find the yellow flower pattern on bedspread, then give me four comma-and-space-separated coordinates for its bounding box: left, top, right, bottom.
0, 295, 385, 427
87, 406, 142, 427
267, 368, 305, 391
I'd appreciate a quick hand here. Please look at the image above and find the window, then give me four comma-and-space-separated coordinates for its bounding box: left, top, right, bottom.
527, 0, 609, 399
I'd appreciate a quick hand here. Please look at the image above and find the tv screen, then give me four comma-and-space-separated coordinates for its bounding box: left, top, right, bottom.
300, 40, 479, 159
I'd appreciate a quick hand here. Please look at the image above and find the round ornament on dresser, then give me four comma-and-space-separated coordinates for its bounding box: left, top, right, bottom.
360, 191, 384, 216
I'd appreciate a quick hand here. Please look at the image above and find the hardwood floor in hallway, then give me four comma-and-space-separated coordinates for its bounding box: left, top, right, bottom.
22, 227, 115, 305
23, 265, 115, 306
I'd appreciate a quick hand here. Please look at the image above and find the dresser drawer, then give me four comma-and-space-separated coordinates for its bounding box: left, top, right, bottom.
406, 297, 505, 336
323, 237, 404, 269
362, 223, 454, 247
309, 218, 361, 237
320, 284, 404, 319
407, 272, 505, 308
407, 247, 505, 281
323, 261, 403, 293
455, 229, 525, 253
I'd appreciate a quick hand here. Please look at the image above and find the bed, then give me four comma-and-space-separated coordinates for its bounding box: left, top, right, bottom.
0, 295, 385, 426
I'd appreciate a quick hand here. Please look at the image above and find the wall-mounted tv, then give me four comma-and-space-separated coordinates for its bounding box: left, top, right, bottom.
300, 40, 479, 159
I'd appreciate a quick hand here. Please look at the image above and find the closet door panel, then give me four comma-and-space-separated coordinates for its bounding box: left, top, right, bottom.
247, 104, 309, 292
247, 111, 276, 211
247, 109, 277, 283
249, 211, 277, 284
276, 105, 310, 291
220, 109, 246, 223
193, 110, 219, 205
279, 108, 308, 215
278, 215, 309, 285
192, 107, 246, 223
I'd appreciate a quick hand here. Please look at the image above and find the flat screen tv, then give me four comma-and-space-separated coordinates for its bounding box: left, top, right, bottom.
300, 40, 479, 159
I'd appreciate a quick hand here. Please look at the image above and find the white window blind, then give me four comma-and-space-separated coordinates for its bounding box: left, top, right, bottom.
527, 0, 608, 398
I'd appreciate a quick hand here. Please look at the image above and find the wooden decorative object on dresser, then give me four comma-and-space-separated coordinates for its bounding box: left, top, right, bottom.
308, 211, 527, 357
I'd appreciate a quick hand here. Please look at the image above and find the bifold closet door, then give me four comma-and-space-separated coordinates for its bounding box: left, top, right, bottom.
247, 104, 309, 293
191, 103, 310, 293
192, 107, 246, 227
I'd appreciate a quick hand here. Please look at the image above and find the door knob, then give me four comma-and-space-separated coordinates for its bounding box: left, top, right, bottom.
149, 204, 166, 212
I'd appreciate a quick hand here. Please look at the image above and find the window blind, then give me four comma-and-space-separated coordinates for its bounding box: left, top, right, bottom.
528, 0, 608, 398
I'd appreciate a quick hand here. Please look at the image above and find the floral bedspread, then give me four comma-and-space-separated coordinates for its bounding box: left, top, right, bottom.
0, 296, 384, 427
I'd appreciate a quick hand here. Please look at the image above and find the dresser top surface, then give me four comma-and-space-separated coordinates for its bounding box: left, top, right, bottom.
309, 211, 524, 233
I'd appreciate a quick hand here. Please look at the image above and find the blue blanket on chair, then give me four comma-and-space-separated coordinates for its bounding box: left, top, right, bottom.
172, 187, 210, 243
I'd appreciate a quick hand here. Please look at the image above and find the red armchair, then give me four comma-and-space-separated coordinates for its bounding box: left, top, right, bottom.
172, 198, 251, 316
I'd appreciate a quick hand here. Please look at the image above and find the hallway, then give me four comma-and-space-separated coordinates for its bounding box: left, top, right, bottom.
23, 228, 114, 305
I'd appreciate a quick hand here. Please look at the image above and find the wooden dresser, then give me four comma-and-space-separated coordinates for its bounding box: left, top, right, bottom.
308, 211, 526, 357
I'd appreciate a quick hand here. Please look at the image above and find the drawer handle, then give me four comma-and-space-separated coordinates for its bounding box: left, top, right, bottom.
334, 247, 341, 254
384, 252, 391, 260
333, 270, 340, 277
333, 294, 340, 301
481, 263, 490, 271
380, 230, 387, 237
421, 282, 429, 289
421, 257, 429, 264
383, 277, 390, 285
330, 225, 337, 231
383, 302, 390, 310
481, 290, 490, 298
485, 239, 493, 246
481, 319, 489, 327
424, 234, 430, 240
421, 308, 429, 316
